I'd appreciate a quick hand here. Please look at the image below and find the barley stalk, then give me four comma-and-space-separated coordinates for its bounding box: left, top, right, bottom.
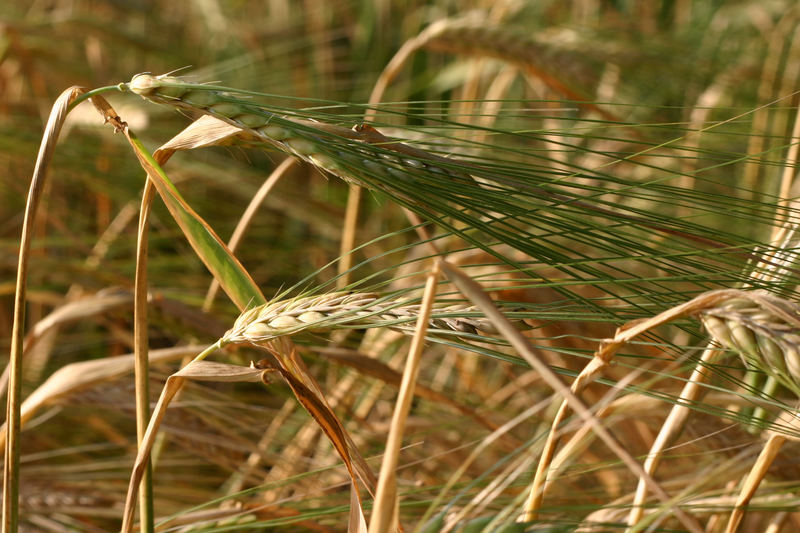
123, 73, 470, 192
222, 291, 503, 346
698, 291, 800, 392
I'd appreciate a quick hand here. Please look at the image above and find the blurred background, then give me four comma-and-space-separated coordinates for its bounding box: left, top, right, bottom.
3, 1, 800, 531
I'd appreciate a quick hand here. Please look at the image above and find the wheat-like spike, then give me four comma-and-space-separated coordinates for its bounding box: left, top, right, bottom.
417, 17, 605, 82
405, 16, 627, 122
222, 291, 502, 345
698, 291, 800, 391
419, 14, 630, 61
124, 73, 469, 191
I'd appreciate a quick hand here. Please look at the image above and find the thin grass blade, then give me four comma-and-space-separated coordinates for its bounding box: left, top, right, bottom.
122, 128, 266, 310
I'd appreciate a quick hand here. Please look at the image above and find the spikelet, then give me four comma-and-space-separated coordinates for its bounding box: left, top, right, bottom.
124, 73, 469, 190
222, 291, 503, 345
698, 291, 800, 392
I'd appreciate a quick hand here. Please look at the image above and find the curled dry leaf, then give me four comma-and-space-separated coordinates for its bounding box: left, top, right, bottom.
157, 113, 260, 151
173, 359, 266, 382
260, 338, 379, 531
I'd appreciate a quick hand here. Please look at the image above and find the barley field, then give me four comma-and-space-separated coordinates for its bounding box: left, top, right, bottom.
4, 1, 800, 532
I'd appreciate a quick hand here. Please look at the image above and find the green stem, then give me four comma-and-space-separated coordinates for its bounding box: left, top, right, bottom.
66, 85, 122, 111
194, 341, 225, 362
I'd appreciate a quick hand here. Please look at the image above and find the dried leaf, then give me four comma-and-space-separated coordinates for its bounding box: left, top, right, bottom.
173, 359, 265, 382
157, 114, 260, 152
261, 338, 378, 525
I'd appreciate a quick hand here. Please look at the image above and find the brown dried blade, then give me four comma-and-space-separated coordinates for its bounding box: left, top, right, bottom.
261, 338, 379, 495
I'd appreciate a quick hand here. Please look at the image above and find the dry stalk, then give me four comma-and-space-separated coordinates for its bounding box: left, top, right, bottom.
439, 260, 705, 533
370, 261, 440, 533
724, 432, 788, 533
626, 345, 720, 528
628, 221, 800, 528
337, 183, 362, 289
719, 370, 800, 532
534, 288, 800, 531
134, 179, 156, 533
4, 85, 126, 533
522, 290, 742, 525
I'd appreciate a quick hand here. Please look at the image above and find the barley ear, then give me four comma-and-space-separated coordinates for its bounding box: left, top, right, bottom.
221, 291, 515, 345
698, 291, 800, 394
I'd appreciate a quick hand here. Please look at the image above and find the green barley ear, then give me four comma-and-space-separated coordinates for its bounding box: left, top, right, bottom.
699, 291, 800, 394
123, 73, 471, 195
122, 71, 771, 300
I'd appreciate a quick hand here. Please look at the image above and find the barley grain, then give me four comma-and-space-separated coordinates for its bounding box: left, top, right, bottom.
699, 291, 800, 390
222, 291, 505, 346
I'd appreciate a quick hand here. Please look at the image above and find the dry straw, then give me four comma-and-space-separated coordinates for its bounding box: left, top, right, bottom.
519, 288, 800, 531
